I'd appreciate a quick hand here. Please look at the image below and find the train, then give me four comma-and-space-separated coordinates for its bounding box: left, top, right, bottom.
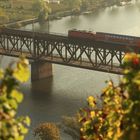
68, 29, 140, 46
1, 27, 140, 47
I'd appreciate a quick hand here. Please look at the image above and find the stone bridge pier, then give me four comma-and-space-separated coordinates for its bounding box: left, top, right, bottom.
31, 61, 53, 92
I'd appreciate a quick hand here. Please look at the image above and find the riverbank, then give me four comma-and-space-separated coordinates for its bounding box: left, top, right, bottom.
47, 0, 134, 21
0, 0, 134, 29
40, 0, 134, 22
2, 18, 38, 28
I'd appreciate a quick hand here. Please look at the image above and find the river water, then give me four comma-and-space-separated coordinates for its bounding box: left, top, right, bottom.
1, 0, 140, 139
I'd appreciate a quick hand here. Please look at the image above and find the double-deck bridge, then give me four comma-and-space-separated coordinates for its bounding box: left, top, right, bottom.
0, 28, 139, 80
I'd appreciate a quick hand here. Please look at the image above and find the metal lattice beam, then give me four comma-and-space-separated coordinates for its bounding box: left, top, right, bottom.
0, 28, 139, 74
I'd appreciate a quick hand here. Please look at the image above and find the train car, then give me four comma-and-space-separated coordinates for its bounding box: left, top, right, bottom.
68, 29, 140, 47
135, 38, 140, 46
68, 29, 140, 52
68, 29, 96, 40
96, 32, 140, 47
96, 32, 140, 53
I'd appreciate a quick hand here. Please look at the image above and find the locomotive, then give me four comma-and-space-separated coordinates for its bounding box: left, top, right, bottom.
68, 29, 96, 40
68, 29, 140, 46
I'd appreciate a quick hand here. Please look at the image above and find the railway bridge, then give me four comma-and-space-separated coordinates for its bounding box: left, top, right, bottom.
0, 28, 139, 82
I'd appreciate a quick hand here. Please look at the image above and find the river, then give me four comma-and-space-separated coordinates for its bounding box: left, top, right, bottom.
1, 0, 140, 139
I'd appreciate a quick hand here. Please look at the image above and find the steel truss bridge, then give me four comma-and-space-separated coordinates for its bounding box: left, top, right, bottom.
0, 28, 139, 74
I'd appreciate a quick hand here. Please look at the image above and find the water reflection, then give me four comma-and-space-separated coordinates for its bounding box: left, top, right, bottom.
64, 16, 81, 28
31, 77, 53, 94
107, 6, 119, 16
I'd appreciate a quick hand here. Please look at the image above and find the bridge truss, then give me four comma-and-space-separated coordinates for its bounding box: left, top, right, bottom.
0, 28, 138, 74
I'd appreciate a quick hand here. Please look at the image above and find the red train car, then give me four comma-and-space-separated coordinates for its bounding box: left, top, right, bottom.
68, 29, 96, 40
96, 32, 140, 47
68, 29, 140, 48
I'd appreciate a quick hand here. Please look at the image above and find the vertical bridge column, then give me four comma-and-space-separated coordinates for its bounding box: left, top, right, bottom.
31, 61, 52, 82
31, 61, 53, 92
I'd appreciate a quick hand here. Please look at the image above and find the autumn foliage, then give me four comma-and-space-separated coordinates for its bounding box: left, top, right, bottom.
79, 53, 140, 140
0, 57, 30, 140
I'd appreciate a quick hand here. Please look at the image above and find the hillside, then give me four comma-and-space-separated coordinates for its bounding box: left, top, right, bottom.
0, 0, 36, 24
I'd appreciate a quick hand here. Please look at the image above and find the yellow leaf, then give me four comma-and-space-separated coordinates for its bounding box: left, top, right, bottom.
90, 111, 95, 118
13, 58, 30, 83
11, 89, 23, 103
0, 69, 4, 79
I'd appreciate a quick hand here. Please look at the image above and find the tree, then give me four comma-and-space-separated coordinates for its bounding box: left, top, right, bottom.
0, 57, 30, 140
79, 53, 140, 140
0, 8, 9, 24
81, 0, 90, 10
32, 0, 51, 23
32, 0, 44, 12
63, 0, 82, 12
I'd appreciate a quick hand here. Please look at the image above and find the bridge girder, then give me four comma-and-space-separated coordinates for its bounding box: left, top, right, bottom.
0, 28, 138, 74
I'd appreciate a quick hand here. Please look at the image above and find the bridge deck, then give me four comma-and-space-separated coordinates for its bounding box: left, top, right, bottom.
0, 28, 139, 74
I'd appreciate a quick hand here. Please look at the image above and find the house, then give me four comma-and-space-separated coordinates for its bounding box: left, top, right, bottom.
45, 0, 60, 4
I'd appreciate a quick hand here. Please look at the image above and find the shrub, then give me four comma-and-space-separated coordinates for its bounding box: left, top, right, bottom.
78, 53, 140, 140
34, 122, 60, 140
